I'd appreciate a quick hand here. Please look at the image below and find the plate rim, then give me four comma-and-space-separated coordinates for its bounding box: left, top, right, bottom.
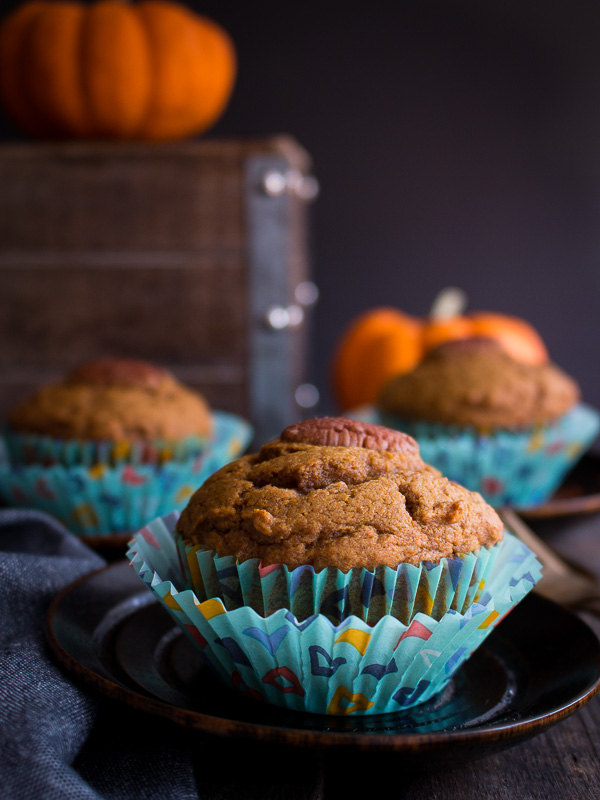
76, 533, 132, 548
45, 561, 600, 752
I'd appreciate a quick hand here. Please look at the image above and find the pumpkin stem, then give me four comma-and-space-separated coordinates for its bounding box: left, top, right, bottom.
429, 287, 468, 320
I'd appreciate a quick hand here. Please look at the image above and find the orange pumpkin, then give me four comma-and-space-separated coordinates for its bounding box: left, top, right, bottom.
0, 0, 236, 141
333, 308, 422, 412
333, 307, 549, 411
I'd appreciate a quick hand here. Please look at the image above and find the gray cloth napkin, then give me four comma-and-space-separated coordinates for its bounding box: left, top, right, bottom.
0, 509, 199, 800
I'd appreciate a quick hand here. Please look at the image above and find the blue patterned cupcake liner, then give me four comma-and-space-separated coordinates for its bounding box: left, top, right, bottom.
174, 533, 503, 625
3, 426, 211, 467
0, 412, 253, 536
127, 513, 541, 715
351, 403, 600, 508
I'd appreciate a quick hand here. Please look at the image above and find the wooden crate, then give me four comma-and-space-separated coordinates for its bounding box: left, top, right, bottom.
0, 137, 317, 444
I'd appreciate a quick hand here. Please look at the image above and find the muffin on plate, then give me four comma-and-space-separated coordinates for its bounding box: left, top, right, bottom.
129, 417, 540, 715
375, 338, 600, 507
0, 358, 253, 536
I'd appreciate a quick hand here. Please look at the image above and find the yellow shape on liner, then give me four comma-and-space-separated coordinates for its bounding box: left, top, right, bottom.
527, 431, 544, 452
328, 685, 374, 715
478, 610, 500, 629
162, 593, 183, 612
473, 579, 486, 602
415, 583, 434, 616
334, 628, 371, 655
88, 464, 105, 479
187, 549, 203, 593
197, 598, 226, 620
72, 503, 99, 528
175, 486, 193, 504
112, 440, 131, 461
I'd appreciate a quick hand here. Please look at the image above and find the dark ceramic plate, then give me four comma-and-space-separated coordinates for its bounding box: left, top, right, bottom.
46, 561, 600, 757
79, 533, 131, 552
520, 453, 600, 519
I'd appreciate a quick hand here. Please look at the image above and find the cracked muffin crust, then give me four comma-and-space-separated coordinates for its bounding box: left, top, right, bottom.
176, 417, 504, 571
7, 357, 212, 442
378, 338, 579, 431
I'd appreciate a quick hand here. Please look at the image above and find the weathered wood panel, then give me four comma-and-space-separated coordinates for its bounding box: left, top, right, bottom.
0, 137, 313, 432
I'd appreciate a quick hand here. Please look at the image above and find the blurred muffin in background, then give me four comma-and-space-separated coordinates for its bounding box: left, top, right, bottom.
377, 338, 599, 507
0, 358, 253, 536
6, 357, 213, 466
379, 338, 577, 431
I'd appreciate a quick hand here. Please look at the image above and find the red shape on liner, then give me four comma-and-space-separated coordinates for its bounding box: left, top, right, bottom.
396, 619, 433, 648
232, 670, 264, 702
12, 486, 26, 502
481, 476, 504, 496
185, 625, 207, 649
122, 466, 147, 486
140, 528, 160, 548
262, 666, 306, 696
258, 563, 281, 578
35, 478, 56, 500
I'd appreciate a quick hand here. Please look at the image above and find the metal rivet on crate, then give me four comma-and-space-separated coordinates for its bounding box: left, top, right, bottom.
261, 170, 288, 197
294, 281, 319, 307
260, 170, 320, 201
295, 384, 320, 408
264, 304, 305, 330
291, 173, 320, 201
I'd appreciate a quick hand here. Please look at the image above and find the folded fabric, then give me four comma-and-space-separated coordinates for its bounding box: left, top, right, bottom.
0, 509, 199, 800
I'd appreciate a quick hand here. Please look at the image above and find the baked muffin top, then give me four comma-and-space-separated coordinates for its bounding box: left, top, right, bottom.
378, 338, 579, 431
7, 358, 212, 442
177, 417, 504, 571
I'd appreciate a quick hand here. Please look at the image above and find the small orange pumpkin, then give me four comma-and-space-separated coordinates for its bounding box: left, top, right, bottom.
0, 0, 236, 141
332, 308, 422, 412
333, 307, 549, 411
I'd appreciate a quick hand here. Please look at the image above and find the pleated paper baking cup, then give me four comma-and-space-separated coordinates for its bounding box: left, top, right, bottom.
2, 408, 246, 467
2, 428, 210, 467
352, 403, 600, 507
174, 532, 503, 625
127, 514, 541, 715
0, 413, 252, 536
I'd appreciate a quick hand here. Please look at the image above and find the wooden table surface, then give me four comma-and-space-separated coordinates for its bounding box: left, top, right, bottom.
87, 510, 600, 800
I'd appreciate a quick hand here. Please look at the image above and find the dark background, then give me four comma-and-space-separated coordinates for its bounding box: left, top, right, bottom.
1, 0, 599, 413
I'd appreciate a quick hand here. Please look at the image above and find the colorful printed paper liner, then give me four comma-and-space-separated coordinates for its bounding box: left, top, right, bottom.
174, 533, 503, 626
128, 513, 541, 715
0, 412, 253, 536
350, 403, 600, 508
3, 425, 211, 467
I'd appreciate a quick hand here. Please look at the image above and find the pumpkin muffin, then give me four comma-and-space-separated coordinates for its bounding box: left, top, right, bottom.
128, 416, 541, 716
0, 359, 253, 536
375, 338, 599, 507
176, 416, 503, 571
378, 338, 578, 431
6, 357, 212, 465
